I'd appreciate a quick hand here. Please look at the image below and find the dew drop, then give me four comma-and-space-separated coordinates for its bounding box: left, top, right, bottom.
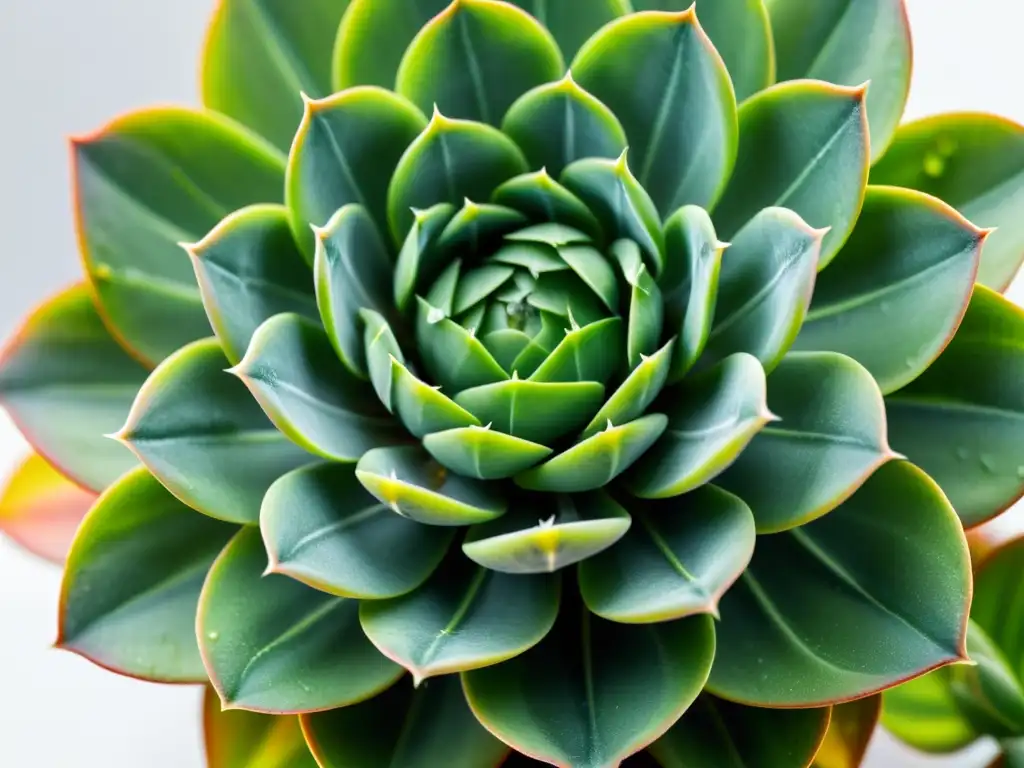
207, 631, 219, 642
924, 153, 946, 178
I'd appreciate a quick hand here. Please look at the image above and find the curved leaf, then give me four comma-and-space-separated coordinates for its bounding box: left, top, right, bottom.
716, 352, 894, 533
613, 239, 664, 368
58, 467, 236, 682
0, 284, 146, 491
198, 527, 402, 713
579, 485, 755, 623
713, 81, 869, 269
189, 204, 317, 365
204, 687, 318, 768
581, 339, 674, 440
439, 200, 528, 256
974, 539, 1024, 686
463, 607, 716, 767
794, 186, 986, 394
360, 553, 558, 682
766, 0, 911, 160
513, 0, 629, 59
572, 9, 738, 215
627, 353, 771, 499
360, 309, 404, 411
261, 463, 453, 599
416, 297, 511, 393
871, 113, 1024, 291
882, 667, 979, 754
390, 358, 482, 438
118, 338, 311, 524
72, 107, 284, 363
232, 314, 404, 463
394, 203, 457, 312
528, 317, 624, 384
708, 461, 971, 707
884, 286, 1024, 528
424, 425, 552, 480
813, 696, 882, 768
201, 0, 350, 152
492, 170, 603, 240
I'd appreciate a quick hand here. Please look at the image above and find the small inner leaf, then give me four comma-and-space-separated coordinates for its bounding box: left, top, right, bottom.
423, 426, 552, 480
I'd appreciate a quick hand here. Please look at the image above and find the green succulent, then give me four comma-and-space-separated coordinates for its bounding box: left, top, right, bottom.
3, 0, 1024, 766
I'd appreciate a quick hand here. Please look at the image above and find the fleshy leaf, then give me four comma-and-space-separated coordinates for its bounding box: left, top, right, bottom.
794, 186, 986, 394
572, 9, 738, 216
579, 485, 755, 623
581, 339, 674, 440
118, 338, 311, 525
713, 81, 869, 269
360, 553, 559, 681
0, 284, 146, 491
463, 493, 631, 574
627, 353, 771, 499
394, 203, 457, 312
528, 317, 623, 384
360, 309, 404, 411
871, 113, 1024, 292
492, 170, 603, 240
390, 359, 482, 438
198, 527, 402, 713
813, 696, 882, 768
513, 0, 629, 59
708, 461, 971, 707
72, 107, 284, 363
232, 314, 404, 463
614, 239, 664, 368
463, 606, 715, 767
973, 539, 1024, 687
301, 675, 508, 768
881, 667, 979, 755
884, 286, 1024, 528
261, 463, 453, 599
766, 0, 911, 161
189, 204, 317, 365
416, 298, 510, 393
58, 467, 236, 682
356, 445, 507, 526
716, 352, 894, 534
204, 687, 318, 768
439, 200, 528, 256
396, 0, 563, 127
424, 426, 552, 480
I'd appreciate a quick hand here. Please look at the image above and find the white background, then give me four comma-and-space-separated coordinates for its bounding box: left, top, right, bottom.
0, 1, 1021, 765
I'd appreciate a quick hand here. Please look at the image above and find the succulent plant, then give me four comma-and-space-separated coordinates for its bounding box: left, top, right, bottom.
3, 0, 1024, 765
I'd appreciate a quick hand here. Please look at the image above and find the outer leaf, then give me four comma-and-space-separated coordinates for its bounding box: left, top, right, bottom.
118, 338, 311, 525
572, 9, 738, 215
794, 186, 986, 394
189, 204, 317, 365
579, 486, 755, 623
0, 284, 146, 491
58, 467, 236, 682
813, 697, 881, 768
198, 527, 402, 713
360, 553, 559, 682
513, 0, 629, 59
72, 107, 285, 363
627, 353, 771, 499
0, 453, 95, 564
261, 463, 453, 599
301, 675, 508, 768
463, 607, 716, 768
396, 0, 563, 126
716, 352, 894, 533
884, 286, 1024, 528
881, 667, 979, 754
713, 81, 869, 269
204, 687, 318, 768
766, 0, 911, 161
649, 694, 830, 768
708, 461, 971, 707
232, 314, 404, 463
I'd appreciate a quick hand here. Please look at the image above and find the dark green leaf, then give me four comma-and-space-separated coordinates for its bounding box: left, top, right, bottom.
390, 358, 482, 438
614, 239, 664, 368
947, 623, 1024, 740
528, 317, 623, 384
492, 169, 603, 240
416, 297, 510, 393
394, 203, 457, 312
438, 200, 528, 255
513, 0, 629, 59
974, 539, 1024, 686
424, 425, 552, 480
581, 339, 674, 440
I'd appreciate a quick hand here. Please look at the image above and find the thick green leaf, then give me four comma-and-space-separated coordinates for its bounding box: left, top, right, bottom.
424, 426, 552, 480
709, 461, 971, 707
201, 0, 350, 152
713, 81, 869, 269
716, 352, 894, 533
885, 286, 1024, 528
948, 624, 1024, 741
702, 207, 824, 371
559, 244, 620, 311
199, 527, 402, 713
301, 675, 508, 768
394, 203, 457, 311
396, 0, 563, 126
813, 696, 881, 768
766, 0, 911, 161
628, 353, 771, 499
390, 358, 482, 438
579, 485, 755, 623
204, 687, 318, 768
389, 110, 528, 242
360, 553, 558, 681
58, 467, 236, 682
872, 113, 1024, 292
360, 309, 404, 411
649, 694, 830, 768
492, 170, 603, 240
439, 200, 528, 256
525, 270, 609, 327
72, 107, 284, 363
0, 284, 146, 491
572, 9, 738, 215
463, 607, 716, 767
882, 667, 979, 754
356, 445, 507, 526
614, 239, 665, 368
974, 539, 1024, 686
190, 204, 317, 365
261, 463, 453, 599
287, 87, 426, 258
232, 314, 403, 463
582, 340, 674, 440
512, 0, 629, 59
416, 298, 510, 393
794, 186, 986, 393
528, 317, 623, 384
118, 338, 311, 525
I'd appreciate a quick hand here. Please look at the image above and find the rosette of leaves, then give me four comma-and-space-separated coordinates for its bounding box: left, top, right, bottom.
3, 1, 1024, 766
